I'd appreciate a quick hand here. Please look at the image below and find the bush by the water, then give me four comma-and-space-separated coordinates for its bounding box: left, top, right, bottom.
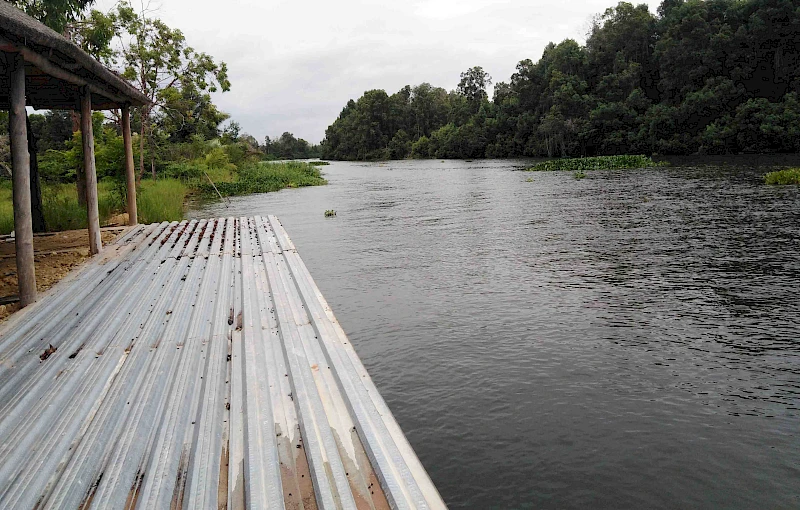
309, 161, 330, 166
764, 168, 800, 185
198, 161, 326, 197
528, 155, 664, 172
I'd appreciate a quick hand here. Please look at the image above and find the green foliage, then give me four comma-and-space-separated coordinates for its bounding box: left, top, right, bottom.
204, 147, 235, 171
27, 112, 73, 153
324, 210, 336, 217
574, 170, 587, 179
114, 1, 231, 176
308, 161, 330, 166
410, 136, 432, 158
457, 66, 492, 111
0, 182, 14, 234
388, 130, 412, 159
2, 0, 331, 234
764, 168, 800, 185
197, 162, 326, 197
528, 155, 664, 172
136, 180, 187, 223
42, 184, 90, 231
9, 0, 95, 33
263, 132, 320, 159
0, 181, 126, 234
321, 0, 800, 160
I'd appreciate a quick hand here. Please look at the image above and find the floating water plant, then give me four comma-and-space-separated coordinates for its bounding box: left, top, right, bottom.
197, 161, 326, 198
309, 161, 330, 166
324, 210, 336, 217
525, 177, 534, 182
574, 170, 587, 180
764, 168, 800, 185
527, 155, 666, 172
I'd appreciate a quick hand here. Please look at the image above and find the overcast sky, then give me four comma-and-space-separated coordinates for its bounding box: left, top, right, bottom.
95, 0, 663, 144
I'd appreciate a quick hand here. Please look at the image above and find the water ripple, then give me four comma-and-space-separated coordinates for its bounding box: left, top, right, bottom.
190, 159, 800, 509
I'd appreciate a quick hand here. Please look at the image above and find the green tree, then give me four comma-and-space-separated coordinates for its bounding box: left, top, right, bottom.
9, 0, 95, 33
115, 1, 231, 179
457, 66, 492, 114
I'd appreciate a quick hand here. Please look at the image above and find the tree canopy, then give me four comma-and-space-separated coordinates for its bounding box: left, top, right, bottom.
322, 0, 800, 160
9, 0, 95, 33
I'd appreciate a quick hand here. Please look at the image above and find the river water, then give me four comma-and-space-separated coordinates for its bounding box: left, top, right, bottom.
190, 159, 800, 509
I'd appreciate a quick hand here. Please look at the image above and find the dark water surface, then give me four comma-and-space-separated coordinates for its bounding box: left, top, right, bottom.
190, 160, 800, 509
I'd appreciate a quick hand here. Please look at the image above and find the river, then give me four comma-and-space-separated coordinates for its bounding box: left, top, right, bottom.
189, 159, 800, 509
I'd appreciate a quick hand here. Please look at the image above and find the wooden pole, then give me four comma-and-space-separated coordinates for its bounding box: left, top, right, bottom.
7, 52, 37, 306
26, 114, 47, 232
72, 111, 87, 206
80, 87, 102, 255
122, 105, 137, 225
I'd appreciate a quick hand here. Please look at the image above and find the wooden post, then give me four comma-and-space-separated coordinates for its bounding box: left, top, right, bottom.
26, 114, 47, 232
8, 52, 37, 306
122, 105, 137, 225
80, 87, 102, 255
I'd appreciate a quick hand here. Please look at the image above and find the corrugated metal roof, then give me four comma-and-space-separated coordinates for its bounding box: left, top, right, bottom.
0, 216, 446, 509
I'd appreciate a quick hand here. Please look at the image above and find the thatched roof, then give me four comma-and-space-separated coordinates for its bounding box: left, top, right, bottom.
0, 1, 149, 109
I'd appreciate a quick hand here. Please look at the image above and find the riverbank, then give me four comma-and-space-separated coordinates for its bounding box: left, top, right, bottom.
0, 161, 326, 235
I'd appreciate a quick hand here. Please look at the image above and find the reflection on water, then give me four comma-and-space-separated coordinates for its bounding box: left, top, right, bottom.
190, 159, 800, 509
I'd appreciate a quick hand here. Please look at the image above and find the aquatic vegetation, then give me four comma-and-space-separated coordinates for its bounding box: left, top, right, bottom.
574, 170, 587, 179
764, 168, 800, 185
325, 210, 336, 217
528, 155, 666, 172
198, 161, 327, 197
309, 161, 330, 166
525, 177, 534, 182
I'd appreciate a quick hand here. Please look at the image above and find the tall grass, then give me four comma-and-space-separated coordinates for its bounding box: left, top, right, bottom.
0, 160, 326, 234
528, 155, 666, 172
0, 182, 14, 234
137, 179, 187, 223
42, 184, 89, 231
764, 168, 800, 185
0, 179, 183, 234
199, 161, 326, 197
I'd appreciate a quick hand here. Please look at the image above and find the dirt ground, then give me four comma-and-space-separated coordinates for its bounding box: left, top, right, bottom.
0, 227, 127, 321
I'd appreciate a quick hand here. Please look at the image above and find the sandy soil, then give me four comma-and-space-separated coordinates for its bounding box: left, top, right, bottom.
0, 227, 127, 321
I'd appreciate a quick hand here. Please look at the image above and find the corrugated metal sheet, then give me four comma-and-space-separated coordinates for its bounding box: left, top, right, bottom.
0, 216, 446, 510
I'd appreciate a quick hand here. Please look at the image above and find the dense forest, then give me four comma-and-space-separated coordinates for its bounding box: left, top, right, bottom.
321, 0, 800, 160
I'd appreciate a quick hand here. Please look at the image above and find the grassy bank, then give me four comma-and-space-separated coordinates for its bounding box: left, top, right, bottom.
764, 168, 800, 185
0, 161, 326, 234
528, 155, 665, 172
